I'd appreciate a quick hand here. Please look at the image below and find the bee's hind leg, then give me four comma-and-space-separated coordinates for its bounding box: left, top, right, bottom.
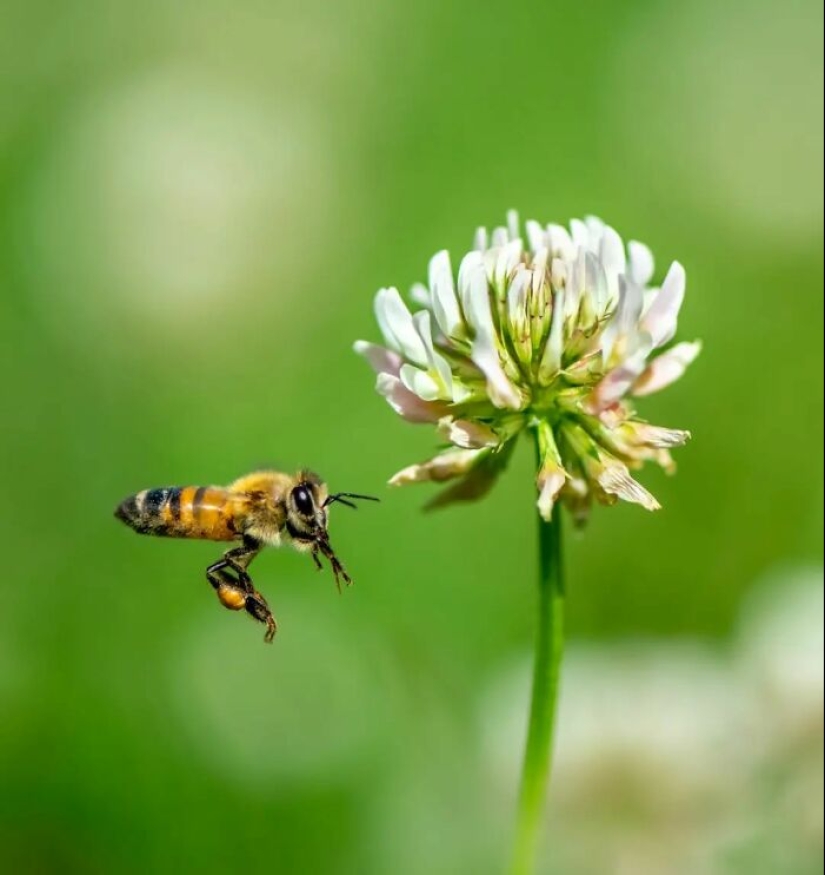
206, 539, 277, 643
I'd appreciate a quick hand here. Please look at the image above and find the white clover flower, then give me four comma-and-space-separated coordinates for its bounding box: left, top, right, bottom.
355, 212, 700, 521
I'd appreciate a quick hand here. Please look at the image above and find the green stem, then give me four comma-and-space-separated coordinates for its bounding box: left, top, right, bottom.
510, 433, 565, 875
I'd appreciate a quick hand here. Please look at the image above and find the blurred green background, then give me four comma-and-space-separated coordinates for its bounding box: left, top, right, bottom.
1, 0, 822, 873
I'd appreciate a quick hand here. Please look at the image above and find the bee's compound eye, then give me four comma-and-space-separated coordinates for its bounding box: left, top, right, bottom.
292, 486, 314, 517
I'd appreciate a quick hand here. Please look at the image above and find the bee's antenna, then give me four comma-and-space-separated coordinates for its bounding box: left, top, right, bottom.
323, 492, 380, 509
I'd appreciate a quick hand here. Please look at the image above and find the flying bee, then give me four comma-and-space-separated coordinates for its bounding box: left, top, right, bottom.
114, 470, 378, 643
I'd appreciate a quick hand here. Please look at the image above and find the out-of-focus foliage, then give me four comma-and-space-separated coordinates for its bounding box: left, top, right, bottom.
0, 0, 821, 872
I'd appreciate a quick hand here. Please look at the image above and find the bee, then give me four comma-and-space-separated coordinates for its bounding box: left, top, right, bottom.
114, 470, 377, 643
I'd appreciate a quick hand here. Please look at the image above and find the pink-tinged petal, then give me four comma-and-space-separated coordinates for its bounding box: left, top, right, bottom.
535, 420, 567, 520
597, 457, 661, 510
353, 340, 402, 377
374, 287, 428, 365
376, 373, 445, 423
389, 448, 485, 485
641, 261, 686, 348
438, 416, 499, 449
628, 240, 654, 287
591, 338, 652, 408
424, 444, 514, 510
428, 250, 463, 339
537, 466, 566, 521
632, 340, 702, 396
655, 448, 677, 474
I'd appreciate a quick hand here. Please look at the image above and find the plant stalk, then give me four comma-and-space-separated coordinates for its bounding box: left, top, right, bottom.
510, 434, 565, 875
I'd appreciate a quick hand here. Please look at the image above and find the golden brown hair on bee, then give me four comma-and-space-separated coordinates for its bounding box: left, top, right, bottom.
114, 470, 379, 643
115, 485, 238, 540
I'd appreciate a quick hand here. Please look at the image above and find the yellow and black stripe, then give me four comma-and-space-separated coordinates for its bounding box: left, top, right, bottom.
115, 486, 238, 541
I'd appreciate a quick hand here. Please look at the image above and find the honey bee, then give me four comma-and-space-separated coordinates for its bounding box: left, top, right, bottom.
114, 470, 377, 643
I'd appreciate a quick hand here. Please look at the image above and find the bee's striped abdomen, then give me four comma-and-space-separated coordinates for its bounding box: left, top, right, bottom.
115, 486, 238, 541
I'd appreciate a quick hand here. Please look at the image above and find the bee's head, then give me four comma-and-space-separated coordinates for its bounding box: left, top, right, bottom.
285, 472, 327, 542
285, 471, 379, 545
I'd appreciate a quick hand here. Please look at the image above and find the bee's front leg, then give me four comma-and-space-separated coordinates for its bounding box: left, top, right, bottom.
311, 547, 323, 572
316, 540, 352, 593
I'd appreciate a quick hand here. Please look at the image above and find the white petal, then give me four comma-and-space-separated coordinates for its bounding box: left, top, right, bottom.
633, 340, 701, 396
599, 225, 626, 305
375, 374, 443, 423
506, 209, 520, 241
641, 287, 658, 318
400, 363, 442, 401
428, 250, 463, 339
598, 458, 661, 510
533, 248, 550, 293
538, 288, 565, 381
457, 250, 484, 311
526, 220, 545, 252
507, 268, 530, 328
389, 448, 484, 485
579, 251, 608, 322
563, 251, 584, 321
471, 340, 522, 410
491, 226, 509, 247
570, 218, 590, 249
547, 224, 575, 260
630, 423, 692, 448
438, 417, 499, 449
601, 275, 644, 365
628, 240, 655, 287
413, 310, 452, 393
353, 340, 402, 376
494, 239, 523, 290
641, 261, 686, 348
473, 226, 488, 251
464, 265, 522, 409
585, 215, 606, 242
409, 283, 431, 309
374, 287, 428, 365
373, 288, 398, 350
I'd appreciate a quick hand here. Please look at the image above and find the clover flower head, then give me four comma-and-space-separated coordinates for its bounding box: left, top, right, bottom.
355, 212, 700, 522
